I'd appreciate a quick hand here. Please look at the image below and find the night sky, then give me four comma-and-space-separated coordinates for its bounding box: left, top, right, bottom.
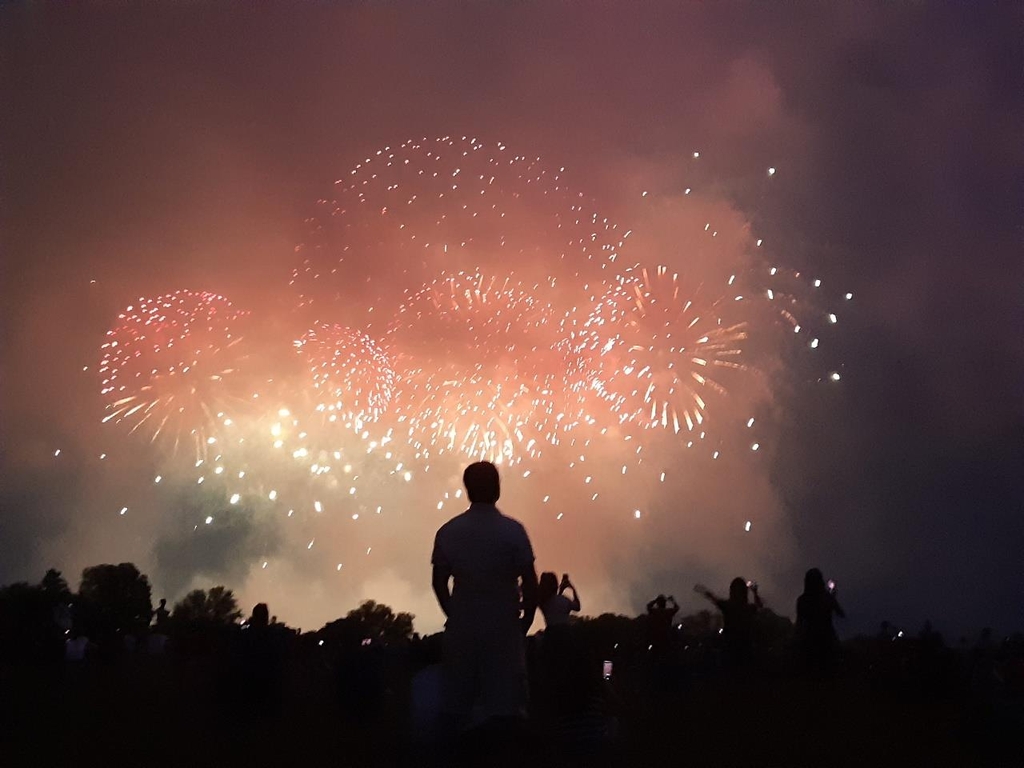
2, 2, 1021, 637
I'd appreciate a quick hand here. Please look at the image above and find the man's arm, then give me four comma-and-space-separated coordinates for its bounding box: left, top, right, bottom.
519, 561, 539, 635
567, 586, 581, 613
432, 564, 452, 619
832, 594, 846, 619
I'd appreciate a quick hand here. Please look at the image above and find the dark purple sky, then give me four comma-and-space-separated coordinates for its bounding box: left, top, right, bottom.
2, 2, 1021, 636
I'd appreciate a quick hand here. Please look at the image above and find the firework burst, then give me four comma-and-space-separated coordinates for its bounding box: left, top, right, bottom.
294, 323, 396, 433
99, 290, 250, 461
289, 136, 629, 317
386, 269, 574, 466
94, 139, 853, 573
581, 265, 749, 435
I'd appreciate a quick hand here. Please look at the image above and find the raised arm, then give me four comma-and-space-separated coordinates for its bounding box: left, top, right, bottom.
831, 593, 846, 619
566, 585, 581, 613
695, 584, 721, 608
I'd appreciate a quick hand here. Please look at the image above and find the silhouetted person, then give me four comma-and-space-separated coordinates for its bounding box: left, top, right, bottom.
233, 602, 283, 717
646, 594, 678, 652
970, 627, 1000, 696
796, 568, 845, 669
538, 572, 581, 629
148, 598, 170, 654
249, 602, 269, 629
697, 577, 763, 666
431, 461, 539, 736
152, 598, 169, 632
535, 572, 583, 732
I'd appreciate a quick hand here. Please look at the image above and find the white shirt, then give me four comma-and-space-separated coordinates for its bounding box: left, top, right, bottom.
431, 502, 534, 635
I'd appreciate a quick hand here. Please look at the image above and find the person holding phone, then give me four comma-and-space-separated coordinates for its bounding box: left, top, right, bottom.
696, 577, 763, 667
796, 567, 845, 670
645, 594, 679, 654
538, 571, 581, 629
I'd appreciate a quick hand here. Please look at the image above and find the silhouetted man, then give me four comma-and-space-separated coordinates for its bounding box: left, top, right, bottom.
431, 461, 538, 731
646, 594, 678, 653
153, 598, 169, 632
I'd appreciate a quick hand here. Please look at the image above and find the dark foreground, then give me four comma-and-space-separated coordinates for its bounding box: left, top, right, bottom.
2, 641, 1022, 768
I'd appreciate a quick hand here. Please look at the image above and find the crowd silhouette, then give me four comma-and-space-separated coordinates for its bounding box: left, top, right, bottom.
1, 465, 1022, 766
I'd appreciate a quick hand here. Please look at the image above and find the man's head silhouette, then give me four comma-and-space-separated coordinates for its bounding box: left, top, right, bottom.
463, 461, 500, 504
250, 602, 270, 629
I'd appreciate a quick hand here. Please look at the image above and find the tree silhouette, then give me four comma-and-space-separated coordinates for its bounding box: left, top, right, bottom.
171, 586, 242, 626
41, 569, 72, 603
77, 563, 153, 638
343, 600, 414, 645
319, 600, 415, 647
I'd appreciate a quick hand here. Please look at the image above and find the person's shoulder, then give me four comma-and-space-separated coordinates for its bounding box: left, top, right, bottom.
500, 513, 533, 544
497, 511, 529, 533
436, 509, 471, 534
434, 513, 464, 547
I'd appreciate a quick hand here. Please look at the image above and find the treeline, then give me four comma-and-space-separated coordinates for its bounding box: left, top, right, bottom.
4, 562, 1022, 674
0, 561, 802, 667
0, 563, 415, 663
